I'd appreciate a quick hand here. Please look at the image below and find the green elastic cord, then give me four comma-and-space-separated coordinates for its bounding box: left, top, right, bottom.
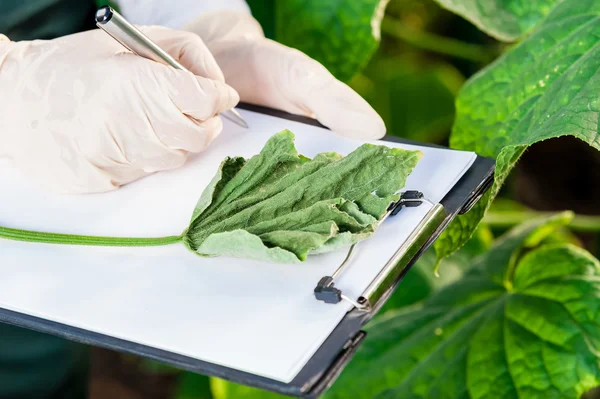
0, 226, 183, 247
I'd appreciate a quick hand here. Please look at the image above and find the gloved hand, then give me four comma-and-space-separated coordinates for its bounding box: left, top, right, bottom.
0, 27, 239, 194
183, 11, 385, 140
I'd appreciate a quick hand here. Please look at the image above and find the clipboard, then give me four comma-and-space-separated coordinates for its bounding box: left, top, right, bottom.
0, 104, 494, 398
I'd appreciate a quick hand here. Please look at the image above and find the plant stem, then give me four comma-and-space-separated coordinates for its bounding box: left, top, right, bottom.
0, 226, 182, 247
381, 17, 495, 63
483, 211, 600, 232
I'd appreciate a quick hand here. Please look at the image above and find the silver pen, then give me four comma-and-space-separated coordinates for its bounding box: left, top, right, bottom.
95, 5, 249, 129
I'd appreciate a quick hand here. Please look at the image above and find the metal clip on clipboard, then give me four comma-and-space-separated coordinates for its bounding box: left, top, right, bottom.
313, 191, 446, 311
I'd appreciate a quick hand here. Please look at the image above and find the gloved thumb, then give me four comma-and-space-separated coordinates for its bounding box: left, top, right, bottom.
275, 44, 386, 140
215, 38, 386, 140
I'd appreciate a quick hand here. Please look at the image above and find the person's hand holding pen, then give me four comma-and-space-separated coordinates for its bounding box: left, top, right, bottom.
0, 27, 239, 194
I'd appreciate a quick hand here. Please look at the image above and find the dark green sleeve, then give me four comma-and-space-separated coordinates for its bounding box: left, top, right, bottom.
0, 0, 96, 41
0, 323, 88, 398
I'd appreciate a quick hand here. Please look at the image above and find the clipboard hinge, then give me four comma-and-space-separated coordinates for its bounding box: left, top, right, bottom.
314, 191, 434, 310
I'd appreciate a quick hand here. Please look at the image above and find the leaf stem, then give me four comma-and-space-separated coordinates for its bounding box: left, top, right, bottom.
483, 211, 600, 232
0, 226, 182, 247
381, 17, 496, 63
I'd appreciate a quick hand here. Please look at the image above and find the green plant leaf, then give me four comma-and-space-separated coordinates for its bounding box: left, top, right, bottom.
324, 211, 600, 399
210, 378, 283, 399
140, 359, 180, 375
184, 130, 422, 263
434, 190, 491, 261
380, 224, 494, 314
435, 0, 600, 261
483, 198, 589, 245
433, 0, 561, 41
353, 58, 464, 143
175, 372, 213, 399
275, 0, 390, 82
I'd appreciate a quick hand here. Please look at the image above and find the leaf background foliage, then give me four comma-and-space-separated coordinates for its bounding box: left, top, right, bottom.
435, 0, 600, 260
275, 0, 390, 82
324, 213, 600, 399
432, 0, 561, 41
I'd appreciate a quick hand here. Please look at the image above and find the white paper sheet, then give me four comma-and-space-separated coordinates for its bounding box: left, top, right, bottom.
0, 109, 476, 383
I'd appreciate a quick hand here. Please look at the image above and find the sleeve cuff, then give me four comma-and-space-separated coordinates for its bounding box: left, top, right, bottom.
117, 0, 251, 29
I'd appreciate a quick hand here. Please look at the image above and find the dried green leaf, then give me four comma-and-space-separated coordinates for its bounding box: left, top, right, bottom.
183, 130, 422, 263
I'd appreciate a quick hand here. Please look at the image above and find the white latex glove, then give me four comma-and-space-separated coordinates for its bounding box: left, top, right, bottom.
183, 11, 386, 140
0, 27, 239, 194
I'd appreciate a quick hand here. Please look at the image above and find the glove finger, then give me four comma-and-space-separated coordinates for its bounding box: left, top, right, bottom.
226, 40, 385, 140
131, 59, 233, 153
129, 116, 223, 167
139, 25, 225, 82
302, 75, 387, 140
152, 107, 225, 154
181, 115, 224, 153
160, 67, 240, 121
279, 46, 386, 140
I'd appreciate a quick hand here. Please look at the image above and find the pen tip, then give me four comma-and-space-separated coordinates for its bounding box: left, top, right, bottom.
222, 109, 250, 128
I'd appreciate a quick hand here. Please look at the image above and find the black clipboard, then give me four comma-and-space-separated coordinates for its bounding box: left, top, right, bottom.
0, 104, 495, 398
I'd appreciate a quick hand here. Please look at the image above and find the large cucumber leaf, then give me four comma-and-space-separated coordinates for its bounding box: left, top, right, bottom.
435, 0, 600, 261
324, 212, 600, 399
433, 0, 561, 41
210, 378, 282, 399
275, 0, 390, 82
